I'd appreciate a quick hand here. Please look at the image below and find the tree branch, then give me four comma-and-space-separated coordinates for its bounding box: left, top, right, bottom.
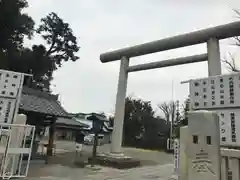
235, 36, 240, 46
222, 53, 240, 72
157, 102, 171, 122
233, 9, 240, 18
46, 35, 56, 56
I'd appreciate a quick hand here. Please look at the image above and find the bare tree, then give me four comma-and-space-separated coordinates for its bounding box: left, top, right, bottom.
157, 101, 176, 123
222, 9, 240, 72
158, 102, 170, 123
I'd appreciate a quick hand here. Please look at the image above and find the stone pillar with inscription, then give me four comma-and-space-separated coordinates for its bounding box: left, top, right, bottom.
179, 126, 189, 180
186, 111, 221, 180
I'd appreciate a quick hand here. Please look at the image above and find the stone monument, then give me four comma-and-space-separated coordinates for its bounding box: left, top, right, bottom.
187, 111, 221, 180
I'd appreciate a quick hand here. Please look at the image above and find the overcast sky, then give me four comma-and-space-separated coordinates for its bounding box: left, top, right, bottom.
24, 0, 240, 115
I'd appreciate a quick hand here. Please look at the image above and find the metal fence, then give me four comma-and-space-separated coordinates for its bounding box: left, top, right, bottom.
0, 123, 35, 179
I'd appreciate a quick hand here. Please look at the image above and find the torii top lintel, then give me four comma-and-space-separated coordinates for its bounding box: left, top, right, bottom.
100, 21, 240, 63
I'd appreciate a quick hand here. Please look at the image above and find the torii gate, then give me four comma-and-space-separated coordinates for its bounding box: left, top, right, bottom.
100, 21, 240, 157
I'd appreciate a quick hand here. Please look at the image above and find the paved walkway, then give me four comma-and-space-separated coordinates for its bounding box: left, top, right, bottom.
27, 163, 177, 180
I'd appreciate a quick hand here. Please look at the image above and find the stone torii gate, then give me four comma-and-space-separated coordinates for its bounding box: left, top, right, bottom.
100, 21, 240, 158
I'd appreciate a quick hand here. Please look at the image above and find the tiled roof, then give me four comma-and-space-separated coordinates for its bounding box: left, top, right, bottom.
75, 117, 92, 130
75, 113, 113, 133
19, 87, 69, 117
56, 117, 89, 128
103, 122, 113, 132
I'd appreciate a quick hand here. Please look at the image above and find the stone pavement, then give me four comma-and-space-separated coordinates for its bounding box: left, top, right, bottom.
27, 163, 177, 180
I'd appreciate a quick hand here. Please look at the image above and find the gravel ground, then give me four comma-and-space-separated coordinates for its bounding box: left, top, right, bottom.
39, 140, 173, 165
27, 163, 177, 180
26, 140, 175, 180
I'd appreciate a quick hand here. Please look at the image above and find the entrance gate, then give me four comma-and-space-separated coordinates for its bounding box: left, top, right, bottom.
100, 21, 240, 156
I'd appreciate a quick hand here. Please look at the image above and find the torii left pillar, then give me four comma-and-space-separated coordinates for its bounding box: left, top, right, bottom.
110, 56, 129, 155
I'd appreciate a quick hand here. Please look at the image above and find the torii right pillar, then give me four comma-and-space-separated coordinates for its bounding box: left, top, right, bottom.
207, 38, 222, 76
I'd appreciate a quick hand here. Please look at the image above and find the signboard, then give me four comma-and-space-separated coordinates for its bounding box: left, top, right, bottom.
0, 71, 23, 98
0, 70, 24, 124
215, 109, 240, 147
189, 72, 240, 147
190, 73, 240, 110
